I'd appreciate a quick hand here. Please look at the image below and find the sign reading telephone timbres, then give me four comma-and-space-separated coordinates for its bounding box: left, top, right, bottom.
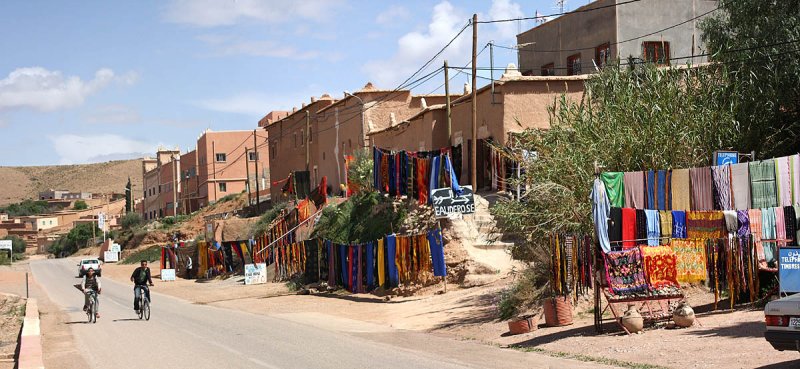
780, 248, 800, 293
244, 263, 267, 285
431, 185, 475, 218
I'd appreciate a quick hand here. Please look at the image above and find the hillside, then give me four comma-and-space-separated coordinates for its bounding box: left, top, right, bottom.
0, 159, 143, 206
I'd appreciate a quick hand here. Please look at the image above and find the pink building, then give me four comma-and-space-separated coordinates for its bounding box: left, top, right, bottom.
196, 129, 269, 207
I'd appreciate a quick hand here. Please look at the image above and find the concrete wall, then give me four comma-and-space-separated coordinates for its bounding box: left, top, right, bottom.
370, 107, 449, 153
196, 130, 269, 205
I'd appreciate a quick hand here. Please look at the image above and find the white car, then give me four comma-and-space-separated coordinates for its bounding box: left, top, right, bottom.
77, 258, 103, 277
765, 293, 800, 351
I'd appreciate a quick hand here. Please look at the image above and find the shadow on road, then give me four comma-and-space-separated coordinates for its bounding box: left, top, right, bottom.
757, 359, 800, 369
65, 321, 91, 325
112, 318, 144, 322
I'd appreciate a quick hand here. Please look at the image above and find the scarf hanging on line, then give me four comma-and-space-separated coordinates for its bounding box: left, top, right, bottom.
670, 239, 707, 283
750, 160, 778, 209
776, 156, 793, 207
646, 170, 656, 210
687, 211, 725, 239
386, 235, 399, 287
644, 209, 661, 246
730, 163, 751, 210
600, 172, 625, 207
621, 208, 637, 249
659, 210, 672, 245
672, 210, 687, 238
624, 171, 645, 209
784, 206, 797, 246
712, 165, 733, 210
671, 169, 691, 211
690, 167, 714, 211
428, 229, 447, 277
776, 207, 787, 247
639, 245, 679, 290
604, 248, 648, 296
635, 209, 648, 243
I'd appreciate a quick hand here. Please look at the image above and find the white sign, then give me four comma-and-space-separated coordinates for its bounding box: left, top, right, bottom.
97, 213, 105, 230
431, 185, 475, 218
244, 263, 267, 285
109, 243, 121, 253
103, 251, 119, 262
161, 269, 176, 281
0, 240, 12, 260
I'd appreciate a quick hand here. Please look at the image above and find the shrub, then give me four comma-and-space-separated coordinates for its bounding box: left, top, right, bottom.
1, 235, 27, 261
73, 200, 88, 210
121, 246, 161, 264
251, 202, 290, 237
120, 212, 143, 230
312, 191, 407, 244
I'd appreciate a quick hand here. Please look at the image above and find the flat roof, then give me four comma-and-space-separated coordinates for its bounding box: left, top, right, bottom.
367, 104, 446, 136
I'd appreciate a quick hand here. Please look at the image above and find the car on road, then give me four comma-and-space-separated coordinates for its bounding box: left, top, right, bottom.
77, 258, 102, 277
765, 293, 800, 351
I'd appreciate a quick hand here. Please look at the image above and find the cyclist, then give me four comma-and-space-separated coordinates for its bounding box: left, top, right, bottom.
130, 260, 154, 313
81, 267, 101, 318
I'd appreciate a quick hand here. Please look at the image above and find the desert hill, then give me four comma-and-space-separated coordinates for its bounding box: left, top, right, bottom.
0, 159, 143, 206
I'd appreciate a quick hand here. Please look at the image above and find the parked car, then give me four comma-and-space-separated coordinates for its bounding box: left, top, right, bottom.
764, 293, 800, 351
77, 258, 102, 277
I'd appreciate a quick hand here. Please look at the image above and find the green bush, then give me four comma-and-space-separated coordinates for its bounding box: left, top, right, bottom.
0, 199, 63, 217
251, 202, 290, 237
120, 212, 143, 230
121, 246, 161, 264
73, 200, 88, 210
49, 223, 102, 257
1, 235, 27, 261
312, 191, 407, 244
160, 215, 189, 229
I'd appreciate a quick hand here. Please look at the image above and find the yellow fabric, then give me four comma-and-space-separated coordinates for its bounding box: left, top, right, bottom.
659, 211, 672, 245
377, 238, 385, 287
197, 241, 208, 277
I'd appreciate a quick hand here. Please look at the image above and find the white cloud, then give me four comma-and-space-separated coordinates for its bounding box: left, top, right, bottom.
196, 88, 323, 117
376, 5, 411, 25
0, 67, 136, 112
50, 134, 157, 164
489, 0, 526, 41
84, 104, 141, 124
164, 0, 343, 27
197, 34, 319, 59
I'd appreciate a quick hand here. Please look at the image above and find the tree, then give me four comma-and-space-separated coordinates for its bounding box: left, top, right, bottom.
700, 0, 800, 157
347, 148, 374, 194
1, 235, 27, 261
49, 223, 102, 257
120, 212, 143, 230
0, 200, 60, 217
125, 177, 133, 213
73, 200, 88, 210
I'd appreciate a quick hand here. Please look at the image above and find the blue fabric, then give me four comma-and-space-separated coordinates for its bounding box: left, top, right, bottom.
388, 154, 396, 196
399, 153, 407, 196
427, 229, 447, 277
672, 210, 687, 238
429, 155, 440, 204
445, 155, 463, 195
646, 170, 656, 209
591, 178, 611, 253
644, 209, 660, 246
338, 244, 347, 289
386, 235, 399, 287
352, 245, 360, 293
365, 242, 375, 290
373, 148, 380, 192
657, 170, 668, 210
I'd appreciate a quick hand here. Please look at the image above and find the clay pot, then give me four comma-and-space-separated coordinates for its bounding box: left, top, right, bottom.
507, 316, 539, 335
543, 297, 573, 327
621, 304, 644, 333
673, 301, 695, 328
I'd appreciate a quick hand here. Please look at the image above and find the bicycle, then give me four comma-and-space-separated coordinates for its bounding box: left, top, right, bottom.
85, 289, 98, 324
136, 286, 150, 321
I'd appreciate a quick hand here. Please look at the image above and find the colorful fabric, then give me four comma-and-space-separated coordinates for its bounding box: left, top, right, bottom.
737, 210, 751, 238
645, 210, 660, 246
785, 206, 798, 246
750, 160, 778, 209
776, 206, 787, 247
712, 165, 733, 210
723, 210, 739, 234
671, 168, 691, 211
672, 210, 687, 238
591, 178, 612, 253
730, 163, 751, 210
622, 208, 637, 249
670, 239, 707, 283
659, 210, 672, 245
600, 172, 625, 207
609, 207, 623, 248
427, 229, 446, 277
687, 211, 725, 239
635, 209, 648, 244
793, 155, 800, 204
604, 249, 648, 295
647, 170, 671, 210
386, 235, 399, 287
624, 171, 646, 209
646, 170, 657, 210
762, 208, 778, 266
776, 156, 793, 207
690, 167, 714, 211
377, 239, 385, 287
640, 245, 679, 289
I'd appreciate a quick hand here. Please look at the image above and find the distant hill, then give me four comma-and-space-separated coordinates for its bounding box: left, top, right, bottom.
0, 159, 143, 206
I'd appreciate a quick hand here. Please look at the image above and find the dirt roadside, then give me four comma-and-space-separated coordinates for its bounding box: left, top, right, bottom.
100, 261, 800, 369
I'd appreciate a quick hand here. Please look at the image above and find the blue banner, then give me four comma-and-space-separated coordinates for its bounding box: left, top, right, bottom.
779, 248, 800, 293
714, 151, 739, 166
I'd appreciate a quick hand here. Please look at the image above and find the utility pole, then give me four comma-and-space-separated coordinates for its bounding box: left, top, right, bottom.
305, 111, 311, 171
444, 60, 452, 145
253, 129, 261, 212
470, 13, 478, 188
245, 148, 252, 206
489, 41, 495, 104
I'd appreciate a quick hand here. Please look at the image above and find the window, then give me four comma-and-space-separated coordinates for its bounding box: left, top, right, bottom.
595, 43, 611, 68
216, 153, 227, 162
294, 133, 297, 148
219, 182, 227, 192
567, 54, 582, 75
541, 63, 555, 76
248, 151, 258, 161
642, 41, 670, 65
309, 126, 313, 142
300, 129, 305, 146
323, 152, 326, 161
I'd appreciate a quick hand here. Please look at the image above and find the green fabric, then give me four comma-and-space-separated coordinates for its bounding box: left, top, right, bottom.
600, 172, 625, 207
750, 160, 778, 209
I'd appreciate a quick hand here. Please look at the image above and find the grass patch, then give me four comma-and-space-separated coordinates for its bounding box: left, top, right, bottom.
121, 246, 161, 264
510, 346, 668, 369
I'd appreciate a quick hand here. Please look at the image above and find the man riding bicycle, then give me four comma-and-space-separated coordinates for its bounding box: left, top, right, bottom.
81, 267, 101, 318
130, 260, 154, 313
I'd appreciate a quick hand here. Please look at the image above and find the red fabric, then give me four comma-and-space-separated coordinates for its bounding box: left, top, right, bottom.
622, 208, 637, 250
417, 158, 428, 205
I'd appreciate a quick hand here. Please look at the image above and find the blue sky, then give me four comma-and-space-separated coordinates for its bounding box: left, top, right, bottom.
0, 0, 578, 166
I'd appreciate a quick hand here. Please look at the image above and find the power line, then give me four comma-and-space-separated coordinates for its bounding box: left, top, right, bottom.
477, 0, 643, 24
425, 43, 489, 95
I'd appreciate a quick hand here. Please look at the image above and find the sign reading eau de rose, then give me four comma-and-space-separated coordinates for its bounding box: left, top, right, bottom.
431, 185, 475, 218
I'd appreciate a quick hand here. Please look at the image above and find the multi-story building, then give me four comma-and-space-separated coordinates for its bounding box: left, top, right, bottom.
141, 149, 180, 220
39, 190, 92, 201
18, 215, 59, 232
516, 0, 716, 76
196, 129, 269, 207
258, 111, 290, 128
179, 149, 200, 214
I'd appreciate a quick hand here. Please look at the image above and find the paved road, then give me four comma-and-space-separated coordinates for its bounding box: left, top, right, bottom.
31, 258, 614, 369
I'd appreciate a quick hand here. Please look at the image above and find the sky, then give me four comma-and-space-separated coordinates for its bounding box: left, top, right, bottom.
0, 0, 584, 166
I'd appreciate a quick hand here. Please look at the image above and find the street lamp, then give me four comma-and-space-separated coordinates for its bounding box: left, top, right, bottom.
343, 91, 366, 148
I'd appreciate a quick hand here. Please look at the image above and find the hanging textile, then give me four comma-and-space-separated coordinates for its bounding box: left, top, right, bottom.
690, 167, 714, 211
624, 171, 646, 209
635, 209, 648, 243
609, 207, 623, 248
761, 208, 778, 269
386, 235, 399, 287
197, 241, 208, 278
687, 211, 725, 239
723, 210, 739, 234
428, 229, 446, 277
377, 238, 386, 288
366, 242, 375, 290
671, 168, 691, 211
737, 210, 751, 238
646, 170, 657, 210
417, 158, 429, 205
659, 210, 672, 245
658, 170, 672, 210
591, 178, 611, 253
792, 155, 800, 204
600, 172, 624, 207
785, 206, 798, 246
672, 210, 687, 239
750, 160, 778, 209
776, 156, 793, 207
712, 165, 733, 210
730, 163, 751, 210
644, 209, 660, 246
775, 207, 787, 247
621, 208, 637, 249
639, 245, 679, 290
670, 239, 708, 283
604, 248, 648, 296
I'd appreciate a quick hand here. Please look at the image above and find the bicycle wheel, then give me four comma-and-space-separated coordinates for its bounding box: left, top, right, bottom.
90, 297, 97, 324
143, 299, 150, 321
137, 296, 143, 320
86, 301, 93, 323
